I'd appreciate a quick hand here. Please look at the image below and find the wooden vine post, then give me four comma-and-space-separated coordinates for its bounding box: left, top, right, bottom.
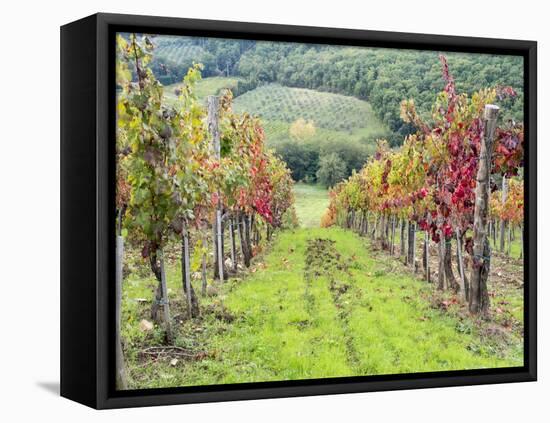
411, 222, 417, 272
115, 225, 127, 390
390, 216, 396, 255
237, 215, 248, 266
437, 232, 446, 290
201, 227, 208, 295
499, 175, 508, 252
399, 219, 407, 256
469, 104, 499, 315
207, 95, 224, 282
406, 221, 416, 269
158, 249, 173, 341
182, 223, 193, 316
229, 217, 237, 271
456, 228, 468, 301
424, 230, 430, 282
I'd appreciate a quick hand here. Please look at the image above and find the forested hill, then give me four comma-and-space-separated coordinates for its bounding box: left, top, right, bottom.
151, 35, 524, 146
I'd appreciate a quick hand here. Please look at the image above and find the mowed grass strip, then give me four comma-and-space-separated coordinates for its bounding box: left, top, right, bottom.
214, 228, 352, 383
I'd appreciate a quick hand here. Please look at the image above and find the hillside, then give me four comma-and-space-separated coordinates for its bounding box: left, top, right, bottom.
163, 76, 242, 103
162, 78, 391, 181
233, 84, 390, 146
163, 79, 390, 149
234, 84, 378, 131
155, 38, 207, 66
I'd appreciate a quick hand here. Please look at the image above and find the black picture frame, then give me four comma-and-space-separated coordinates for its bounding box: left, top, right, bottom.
61, 12, 537, 409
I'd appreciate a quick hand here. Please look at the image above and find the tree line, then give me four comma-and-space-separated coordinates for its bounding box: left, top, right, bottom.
147, 34, 524, 148
274, 138, 371, 188
237, 44, 523, 146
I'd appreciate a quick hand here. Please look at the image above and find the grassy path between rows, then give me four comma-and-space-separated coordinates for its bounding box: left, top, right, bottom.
123, 227, 521, 389
293, 183, 329, 228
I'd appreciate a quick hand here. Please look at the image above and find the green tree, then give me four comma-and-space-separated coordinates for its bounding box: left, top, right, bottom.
316, 153, 347, 188
275, 141, 319, 182
320, 140, 369, 178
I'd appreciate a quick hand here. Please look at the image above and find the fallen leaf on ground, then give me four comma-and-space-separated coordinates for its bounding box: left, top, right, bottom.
139, 319, 154, 332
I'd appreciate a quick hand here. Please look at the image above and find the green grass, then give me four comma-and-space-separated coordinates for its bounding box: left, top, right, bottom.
121, 227, 523, 389
293, 183, 329, 228
489, 227, 523, 260
164, 76, 242, 104
260, 120, 384, 154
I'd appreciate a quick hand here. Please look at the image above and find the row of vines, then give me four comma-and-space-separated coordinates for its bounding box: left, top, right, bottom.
114, 34, 295, 388
321, 56, 524, 316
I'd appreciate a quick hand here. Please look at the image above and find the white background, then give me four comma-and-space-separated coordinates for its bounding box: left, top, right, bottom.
0, 0, 546, 421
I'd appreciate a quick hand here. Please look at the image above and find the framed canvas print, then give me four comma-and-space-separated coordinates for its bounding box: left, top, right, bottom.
60, 13, 537, 409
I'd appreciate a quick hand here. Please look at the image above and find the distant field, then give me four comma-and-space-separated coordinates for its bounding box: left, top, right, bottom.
293, 183, 329, 228
164, 77, 242, 104
260, 120, 384, 153
233, 84, 389, 148
154, 38, 206, 66
234, 83, 387, 133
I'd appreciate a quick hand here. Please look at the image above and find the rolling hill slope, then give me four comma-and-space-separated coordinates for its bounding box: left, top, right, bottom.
234, 84, 378, 132
163, 78, 390, 150
163, 77, 242, 103
155, 40, 206, 66
233, 84, 390, 146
